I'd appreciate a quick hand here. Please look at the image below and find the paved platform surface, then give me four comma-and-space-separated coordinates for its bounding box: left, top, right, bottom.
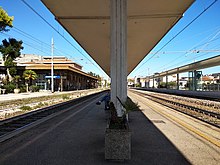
0, 91, 58, 102
0, 89, 102, 102
0, 92, 193, 165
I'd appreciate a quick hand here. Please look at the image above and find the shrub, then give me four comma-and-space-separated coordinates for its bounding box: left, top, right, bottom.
29, 85, 40, 92
19, 105, 32, 111
33, 102, 44, 109
3, 83, 16, 93
19, 85, 27, 93
158, 82, 167, 88
109, 102, 128, 129
62, 94, 70, 100
124, 97, 140, 113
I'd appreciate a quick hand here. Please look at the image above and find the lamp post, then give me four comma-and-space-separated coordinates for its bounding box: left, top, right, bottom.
51, 38, 54, 93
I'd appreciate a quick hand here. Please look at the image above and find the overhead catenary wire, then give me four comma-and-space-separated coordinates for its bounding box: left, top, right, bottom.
133, 0, 218, 74
2, 8, 90, 69
0, 32, 50, 55
147, 26, 220, 59
20, 0, 107, 77
163, 44, 220, 71
13, 26, 82, 58
152, 50, 220, 76
154, 29, 220, 73
12, 27, 75, 58
161, 25, 220, 49
1, 30, 94, 72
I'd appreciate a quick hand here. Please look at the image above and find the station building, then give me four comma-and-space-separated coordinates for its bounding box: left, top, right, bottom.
0, 54, 99, 91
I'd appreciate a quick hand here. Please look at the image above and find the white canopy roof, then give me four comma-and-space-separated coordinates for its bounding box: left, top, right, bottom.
151, 55, 220, 78
41, 0, 194, 75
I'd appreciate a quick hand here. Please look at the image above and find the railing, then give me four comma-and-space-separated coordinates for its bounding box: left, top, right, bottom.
202, 84, 220, 91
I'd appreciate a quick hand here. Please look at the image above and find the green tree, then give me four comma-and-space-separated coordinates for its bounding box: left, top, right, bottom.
23, 70, 38, 92
159, 82, 167, 88
88, 71, 101, 78
88, 71, 95, 76
167, 81, 176, 89
0, 38, 23, 82
0, 7, 13, 32
14, 75, 20, 89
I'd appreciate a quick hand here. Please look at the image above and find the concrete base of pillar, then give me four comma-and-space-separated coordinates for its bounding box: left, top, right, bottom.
105, 128, 131, 160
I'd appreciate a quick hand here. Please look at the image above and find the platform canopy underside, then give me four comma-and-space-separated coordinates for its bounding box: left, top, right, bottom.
41, 0, 194, 76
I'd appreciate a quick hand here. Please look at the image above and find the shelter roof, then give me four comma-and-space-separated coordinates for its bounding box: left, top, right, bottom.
151, 55, 220, 78
41, 0, 194, 75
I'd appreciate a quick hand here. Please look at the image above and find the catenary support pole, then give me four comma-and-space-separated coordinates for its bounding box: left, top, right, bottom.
51, 38, 54, 93
110, 0, 127, 117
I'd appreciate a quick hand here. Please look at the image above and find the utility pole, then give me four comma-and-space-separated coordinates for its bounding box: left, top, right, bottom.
51, 38, 54, 93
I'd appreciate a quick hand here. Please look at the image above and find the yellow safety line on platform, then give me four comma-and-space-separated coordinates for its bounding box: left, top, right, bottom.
144, 99, 220, 148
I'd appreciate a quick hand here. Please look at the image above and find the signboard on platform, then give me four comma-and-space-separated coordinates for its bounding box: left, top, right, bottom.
45, 75, 61, 79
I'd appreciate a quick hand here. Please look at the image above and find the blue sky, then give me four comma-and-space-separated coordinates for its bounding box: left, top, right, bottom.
1, 0, 220, 79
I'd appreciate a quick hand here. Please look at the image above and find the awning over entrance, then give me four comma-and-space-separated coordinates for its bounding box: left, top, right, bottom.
41, 0, 194, 75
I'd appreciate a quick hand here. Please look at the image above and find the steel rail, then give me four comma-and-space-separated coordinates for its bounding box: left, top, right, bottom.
130, 89, 220, 128
0, 91, 106, 142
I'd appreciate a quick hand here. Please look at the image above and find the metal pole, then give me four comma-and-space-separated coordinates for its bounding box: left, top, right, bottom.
51, 38, 54, 93
61, 76, 63, 92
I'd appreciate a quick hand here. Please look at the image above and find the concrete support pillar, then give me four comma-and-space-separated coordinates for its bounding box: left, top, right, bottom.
193, 70, 197, 91
177, 69, 179, 90
110, 0, 127, 117
166, 76, 168, 88
166, 71, 168, 89
153, 75, 155, 88
177, 73, 179, 90
158, 75, 160, 88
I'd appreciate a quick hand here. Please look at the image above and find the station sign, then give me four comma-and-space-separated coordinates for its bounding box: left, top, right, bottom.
45, 75, 61, 79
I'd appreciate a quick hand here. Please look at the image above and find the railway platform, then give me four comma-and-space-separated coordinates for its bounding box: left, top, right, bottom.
0, 89, 100, 102
0, 91, 219, 165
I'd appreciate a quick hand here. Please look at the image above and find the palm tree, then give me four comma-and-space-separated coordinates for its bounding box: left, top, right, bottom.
23, 70, 38, 92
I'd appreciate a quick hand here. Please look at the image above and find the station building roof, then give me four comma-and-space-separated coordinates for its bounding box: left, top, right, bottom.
25, 64, 98, 80
1, 54, 98, 80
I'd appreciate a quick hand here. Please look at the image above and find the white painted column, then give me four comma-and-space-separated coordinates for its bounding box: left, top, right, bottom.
153, 75, 155, 88
110, 0, 127, 117
166, 71, 168, 89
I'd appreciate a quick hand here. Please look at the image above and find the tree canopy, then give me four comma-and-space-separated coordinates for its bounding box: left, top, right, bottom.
0, 38, 23, 81
88, 71, 101, 79
23, 70, 38, 86
0, 7, 13, 32
0, 38, 23, 61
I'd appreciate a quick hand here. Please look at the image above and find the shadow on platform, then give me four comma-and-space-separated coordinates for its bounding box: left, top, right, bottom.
0, 95, 190, 165
129, 110, 190, 164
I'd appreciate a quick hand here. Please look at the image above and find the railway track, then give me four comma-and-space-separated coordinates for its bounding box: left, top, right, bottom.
130, 89, 220, 128
0, 91, 106, 142
134, 88, 220, 101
